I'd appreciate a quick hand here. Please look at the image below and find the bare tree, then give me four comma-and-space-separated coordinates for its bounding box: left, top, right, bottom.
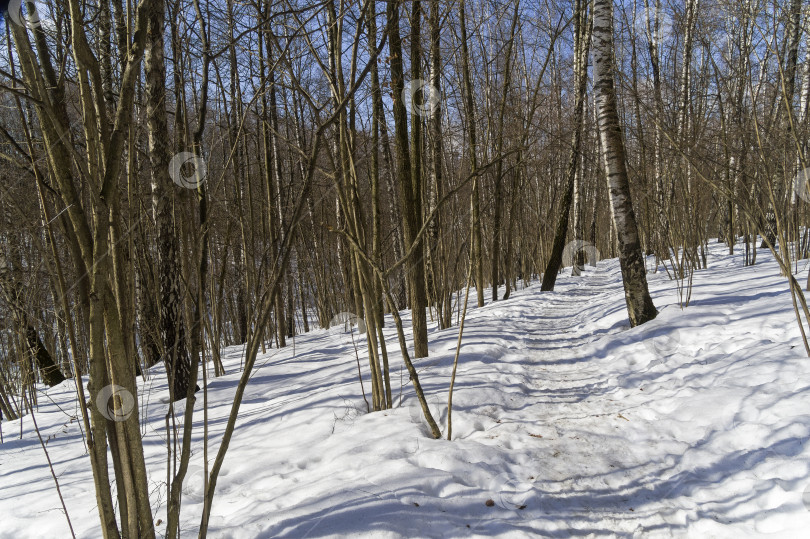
592, 0, 657, 327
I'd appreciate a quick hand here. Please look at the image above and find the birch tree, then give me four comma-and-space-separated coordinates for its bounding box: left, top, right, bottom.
592, 0, 658, 326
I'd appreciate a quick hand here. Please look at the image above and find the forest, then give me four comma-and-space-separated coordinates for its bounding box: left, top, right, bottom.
1, 0, 810, 537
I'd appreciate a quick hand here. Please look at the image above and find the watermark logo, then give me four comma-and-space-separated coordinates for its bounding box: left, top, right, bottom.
169, 152, 207, 189
408, 394, 442, 431
793, 167, 810, 203
361, 454, 420, 509
96, 384, 135, 422
657, 469, 699, 501
182, 465, 206, 503
633, 3, 674, 44
562, 240, 600, 268
492, 472, 535, 511
403, 79, 440, 117
468, 472, 541, 530
644, 327, 682, 368
328, 311, 366, 346
757, 316, 783, 345
8, 0, 51, 30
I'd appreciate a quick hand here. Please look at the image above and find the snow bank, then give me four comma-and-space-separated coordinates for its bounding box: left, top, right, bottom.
2, 241, 810, 538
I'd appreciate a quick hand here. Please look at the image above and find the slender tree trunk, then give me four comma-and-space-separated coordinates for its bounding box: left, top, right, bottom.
388, 0, 430, 358
592, 0, 658, 327
145, 0, 192, 402
426, 0, 451, 328
459, 0, 485, 308
490, 3, 520, 301
541, 0, 590, 291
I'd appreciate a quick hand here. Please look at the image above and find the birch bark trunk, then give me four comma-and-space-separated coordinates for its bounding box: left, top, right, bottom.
592, 0, 658, 327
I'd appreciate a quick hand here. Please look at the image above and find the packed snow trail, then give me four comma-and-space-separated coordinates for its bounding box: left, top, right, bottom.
2, 241, 810, 538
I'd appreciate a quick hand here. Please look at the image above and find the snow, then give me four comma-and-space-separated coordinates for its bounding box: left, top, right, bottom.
3, 241, 810, 538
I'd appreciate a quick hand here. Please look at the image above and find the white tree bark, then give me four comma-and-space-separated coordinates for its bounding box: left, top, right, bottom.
592, 0, 658, 327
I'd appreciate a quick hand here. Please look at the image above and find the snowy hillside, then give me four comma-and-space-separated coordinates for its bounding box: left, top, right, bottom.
2, 241, 810, 538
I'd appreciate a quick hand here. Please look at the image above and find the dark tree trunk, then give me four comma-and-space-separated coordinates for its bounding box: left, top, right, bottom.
26, 325, 66, 387
387, 0, 430, 358
541, 0, 591, 292
145, 0, 193, 401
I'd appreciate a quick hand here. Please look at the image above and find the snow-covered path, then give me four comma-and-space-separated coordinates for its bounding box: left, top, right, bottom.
242, 245, 810, 538
3, 242, 810, 538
